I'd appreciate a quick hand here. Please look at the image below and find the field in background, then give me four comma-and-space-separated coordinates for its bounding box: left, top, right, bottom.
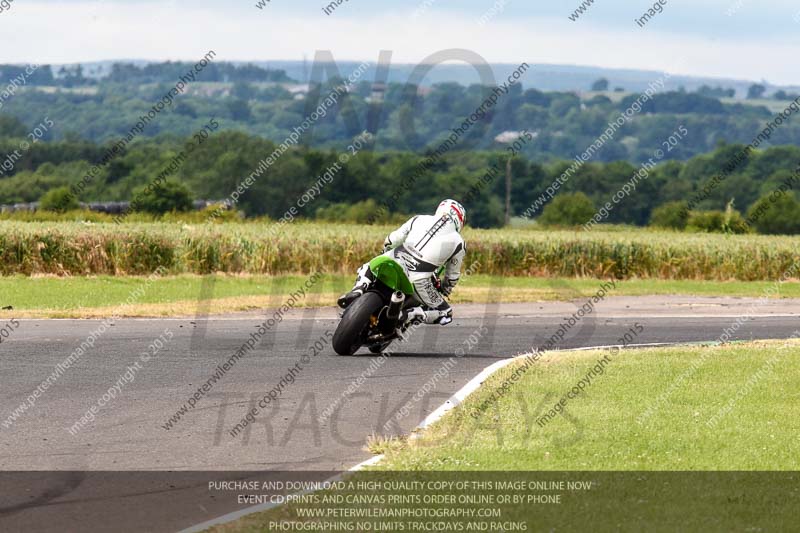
3, 274, 800, 318
1, 221, 799, 281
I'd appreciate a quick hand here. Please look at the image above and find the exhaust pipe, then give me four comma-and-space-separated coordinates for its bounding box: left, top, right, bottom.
387, 291, 405, 321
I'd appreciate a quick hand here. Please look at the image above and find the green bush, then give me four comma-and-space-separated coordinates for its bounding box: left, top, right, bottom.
688, 210, 725, 232
466, 195, 505, 229
39, 187, 80, 213
191, 204, 243, 223
315, 200, 407, 225
316, 200, 380, 223
650, 201, 689, 230
132, 180, 193, 215
746, 192, 800, 235
538, 192, 595, 227
688, 202, 749, 234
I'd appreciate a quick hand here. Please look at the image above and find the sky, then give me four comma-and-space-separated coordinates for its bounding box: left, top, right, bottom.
0, 0, 798, 84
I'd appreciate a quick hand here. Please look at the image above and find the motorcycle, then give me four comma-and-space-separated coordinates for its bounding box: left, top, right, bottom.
332, 255, 442, 356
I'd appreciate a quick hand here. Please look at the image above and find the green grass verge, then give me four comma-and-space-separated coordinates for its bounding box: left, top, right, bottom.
376, 341, 800, 470
206, 340, 800, 533
0, 274, 335, 310
1, 274, 800, 317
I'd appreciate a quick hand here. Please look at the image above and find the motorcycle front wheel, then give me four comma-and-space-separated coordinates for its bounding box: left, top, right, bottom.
332, 291, 384, 355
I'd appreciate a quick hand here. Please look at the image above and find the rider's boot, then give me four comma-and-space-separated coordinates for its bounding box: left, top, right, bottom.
338, 264, 373, 309
337, 283, 367, 309
404, 306, 453, 325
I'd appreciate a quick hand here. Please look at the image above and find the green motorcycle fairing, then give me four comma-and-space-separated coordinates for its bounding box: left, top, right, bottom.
368, 256, 415, 296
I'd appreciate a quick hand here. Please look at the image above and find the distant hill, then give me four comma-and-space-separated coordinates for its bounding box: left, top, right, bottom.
11, 59, 798, 98
257, 60, 769, 96
221, 60, 793, 98
2, 58, 799, 171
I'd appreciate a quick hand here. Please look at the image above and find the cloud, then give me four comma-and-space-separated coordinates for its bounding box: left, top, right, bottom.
0, 1, 798, 84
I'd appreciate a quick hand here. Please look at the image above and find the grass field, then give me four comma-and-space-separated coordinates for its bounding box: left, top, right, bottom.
208, 340, 800, 533
2, 274, 800, 318
373, 340, 800, 470
1, 221, 799, 280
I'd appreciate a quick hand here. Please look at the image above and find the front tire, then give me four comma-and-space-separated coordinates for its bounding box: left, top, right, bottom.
332, 292, 384, 355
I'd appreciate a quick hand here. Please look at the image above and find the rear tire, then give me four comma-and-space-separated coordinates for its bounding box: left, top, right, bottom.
332, 292, 384, 355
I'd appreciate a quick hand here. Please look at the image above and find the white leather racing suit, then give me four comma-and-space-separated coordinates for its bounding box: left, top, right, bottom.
354, 214, 466, 323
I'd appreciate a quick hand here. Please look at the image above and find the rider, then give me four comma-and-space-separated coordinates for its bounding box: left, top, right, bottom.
337, 199, 467, 326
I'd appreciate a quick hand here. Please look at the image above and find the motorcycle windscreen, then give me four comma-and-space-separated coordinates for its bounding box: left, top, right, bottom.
368, 256, 415, 296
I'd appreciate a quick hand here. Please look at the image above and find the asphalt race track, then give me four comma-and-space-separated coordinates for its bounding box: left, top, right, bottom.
1, 296, 798, 532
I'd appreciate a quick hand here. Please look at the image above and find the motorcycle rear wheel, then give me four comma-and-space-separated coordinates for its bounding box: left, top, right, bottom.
332, 292, 384, 355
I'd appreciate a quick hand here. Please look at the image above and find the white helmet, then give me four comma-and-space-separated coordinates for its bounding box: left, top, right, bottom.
435, 199, 466, 232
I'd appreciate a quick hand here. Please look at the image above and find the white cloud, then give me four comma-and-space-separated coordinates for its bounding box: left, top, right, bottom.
0, 2, 797, 84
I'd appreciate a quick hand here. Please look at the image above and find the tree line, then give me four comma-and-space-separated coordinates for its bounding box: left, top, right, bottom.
2, 72, 797, 165
0, 61, 293, 88
1, 122, 799, 233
